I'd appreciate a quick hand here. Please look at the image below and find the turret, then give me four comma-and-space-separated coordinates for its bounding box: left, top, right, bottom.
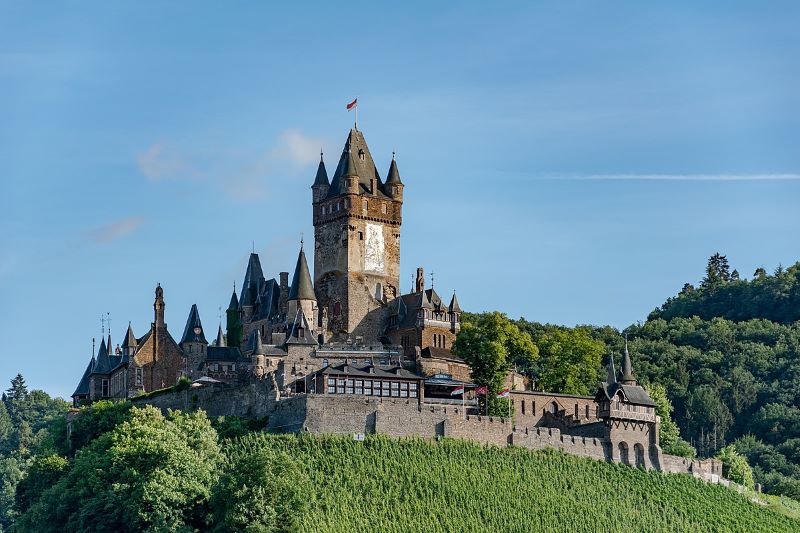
287, 243, 317, 331
180, 304, 208, 378
448, 291, 461, 333
385, 153, 404, 201
153, 284, 165, 328
215, 324, 226, 347
342, 147, 360, 195
122, 322, 137, 357
311, 151, 329, 203
226, 283, 243, 347
621, 336, 636, 385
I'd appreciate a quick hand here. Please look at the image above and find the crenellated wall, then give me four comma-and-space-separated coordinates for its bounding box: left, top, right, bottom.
127, 382, 720, 479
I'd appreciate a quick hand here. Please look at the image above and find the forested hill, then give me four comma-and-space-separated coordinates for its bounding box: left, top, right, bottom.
649, 255, 800, 324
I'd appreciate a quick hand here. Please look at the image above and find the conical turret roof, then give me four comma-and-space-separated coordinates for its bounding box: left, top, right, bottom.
122, 322, 137, 349
228, 285, 239, 310
621, 337, 635, 384
288, 246, 315, 301
385, 155, 402, 185
180, 304, 208, 344
326, 128, 388, 199
343, 147, 358, 178
215, 324, 226, 347
448, 292, 461, 313
313, 153, 329, 186
606, 353, 617, 384
241, 253, 265, 307
252, 329, 265, 355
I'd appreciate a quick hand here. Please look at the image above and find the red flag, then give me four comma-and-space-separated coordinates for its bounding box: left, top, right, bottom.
346, 98, 358, 110
450, 386, 465, 396
475, 386, 488, 396
496, 389, 510, 398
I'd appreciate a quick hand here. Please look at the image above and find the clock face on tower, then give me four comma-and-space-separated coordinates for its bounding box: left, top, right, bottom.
193, 327, 202, 335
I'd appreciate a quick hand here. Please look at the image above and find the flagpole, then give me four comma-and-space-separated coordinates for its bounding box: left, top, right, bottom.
354, 97, 358, 130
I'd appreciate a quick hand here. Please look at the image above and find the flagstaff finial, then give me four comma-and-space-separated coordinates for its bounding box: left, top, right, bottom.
430, 271, 435, 288
300, 233, 304, 250
320, 148, 324, 162
346, 97, 358, 129
392, 151, 396, 161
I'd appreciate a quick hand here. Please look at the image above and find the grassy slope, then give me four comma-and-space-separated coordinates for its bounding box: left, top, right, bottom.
262, 435, 800, 533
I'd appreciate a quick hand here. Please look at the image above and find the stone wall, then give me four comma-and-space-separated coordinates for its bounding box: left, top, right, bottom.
128, 383, 719, 479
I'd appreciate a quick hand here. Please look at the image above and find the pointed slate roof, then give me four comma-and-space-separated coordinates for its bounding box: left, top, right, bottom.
72, 356, 95, 398
385, 156, 402, 185
448, 292, 461, 313
288, 246, 315, 301
313, 154, 329, 186
621, 337, 635, 384
122, 323, 137, 350
286, 308, 318, 346
241, 253, 266, 307
215, 325, 226, 347
326, 128, 389, 199
92, 338, 113, 374
228, 286, 239, 310
254, 278, 281, 321
252, 329, 266, 355
180, 304, 208, 344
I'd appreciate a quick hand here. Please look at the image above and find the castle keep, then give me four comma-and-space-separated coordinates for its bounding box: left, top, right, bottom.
71, 125, 720, 478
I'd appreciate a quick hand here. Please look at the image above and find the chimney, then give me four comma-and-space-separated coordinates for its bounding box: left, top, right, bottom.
415, 267, 425, 293
279, 271, 289, 314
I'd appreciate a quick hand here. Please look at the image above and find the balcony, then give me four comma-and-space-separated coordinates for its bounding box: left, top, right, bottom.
599, 407, 657, 423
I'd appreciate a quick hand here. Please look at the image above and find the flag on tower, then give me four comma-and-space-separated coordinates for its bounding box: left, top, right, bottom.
346, 98, 358, 110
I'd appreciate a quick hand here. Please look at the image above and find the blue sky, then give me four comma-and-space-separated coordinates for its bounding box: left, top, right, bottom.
1, 2, 799, 398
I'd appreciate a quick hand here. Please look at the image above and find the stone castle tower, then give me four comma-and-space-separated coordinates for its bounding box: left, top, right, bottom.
311, 128, 404, 342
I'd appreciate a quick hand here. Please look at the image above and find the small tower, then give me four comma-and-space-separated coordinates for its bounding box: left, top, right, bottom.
620, 336, 636, 385
448, 291, 461, 333
311, 151, 329, 203
287, 243, 317, 331
180, 304, 208, 379
226, 284, 243, 348
214, 324, 226, 347
122, 322, 137, 358
385, 152, 404, 201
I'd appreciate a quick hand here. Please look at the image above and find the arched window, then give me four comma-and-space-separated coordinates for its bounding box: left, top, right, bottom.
551, 401, 558, 415
322, 359, 329, 367
618, 442, 630, 465
634, 443, 646, 468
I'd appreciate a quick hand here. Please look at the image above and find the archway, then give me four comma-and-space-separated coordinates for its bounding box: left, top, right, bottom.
618, 442, 630, 465
634, 443, 646, 468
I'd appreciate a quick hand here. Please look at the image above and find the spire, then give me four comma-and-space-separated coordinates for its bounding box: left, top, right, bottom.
621, 335, 635, 384
343, 147, 358, 178
252, 329, 265, 355
180, 304, 208, 345
385, 154, 402, 185
241, 254, 265, 307
607, 353, 617, 384
154, 283, 165, 327
288, 245, 315, 301
107, 333, 112, 355
313, 151, 329, 186
122, 322, 137, 350
448, 291, 462, 313
228, 282, 239, 310
215, 324, 226, 347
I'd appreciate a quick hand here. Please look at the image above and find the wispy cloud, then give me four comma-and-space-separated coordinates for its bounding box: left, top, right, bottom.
137, 142, 183, 181
89, 216, 146, 244
542, 173, 800, 181
136, 129, 326, 201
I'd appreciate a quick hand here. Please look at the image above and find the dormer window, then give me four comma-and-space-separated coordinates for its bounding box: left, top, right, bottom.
358, 149, 365, 161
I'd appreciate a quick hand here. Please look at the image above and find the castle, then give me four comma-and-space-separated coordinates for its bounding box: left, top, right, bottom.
71, 125, 721, 478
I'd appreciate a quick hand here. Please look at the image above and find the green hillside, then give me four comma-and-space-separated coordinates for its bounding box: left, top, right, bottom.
13, 403, 799, 532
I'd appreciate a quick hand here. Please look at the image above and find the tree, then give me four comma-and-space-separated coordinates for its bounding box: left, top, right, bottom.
17, 406, 221, 533
753, 267, 767, 279
716, 444, 754, 489
534, 327, 604, 396
452, 312, 538, 416
702, 253, 731, 288
5, 374, 28, 403
644, 383, 695, 458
